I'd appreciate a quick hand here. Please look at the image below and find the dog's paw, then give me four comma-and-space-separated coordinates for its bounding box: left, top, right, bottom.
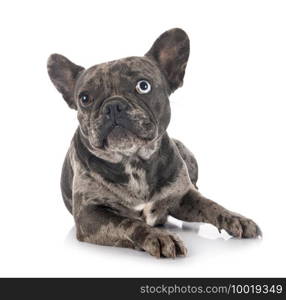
219, 214, 262, 239
141, 229, 187, 258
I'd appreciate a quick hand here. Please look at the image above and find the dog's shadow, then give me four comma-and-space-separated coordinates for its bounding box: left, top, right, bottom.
64, 216, 262, 260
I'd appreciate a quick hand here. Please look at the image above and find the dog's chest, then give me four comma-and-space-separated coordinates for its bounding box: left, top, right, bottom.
123, 161, 150, 203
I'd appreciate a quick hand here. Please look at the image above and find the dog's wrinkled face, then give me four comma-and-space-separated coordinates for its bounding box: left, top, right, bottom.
48, 28, 190, 155
75, 56, 170, 153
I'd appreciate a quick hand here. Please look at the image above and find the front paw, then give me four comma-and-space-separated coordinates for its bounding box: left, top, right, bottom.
139, 228, 187, 258
218, 214, 262, 239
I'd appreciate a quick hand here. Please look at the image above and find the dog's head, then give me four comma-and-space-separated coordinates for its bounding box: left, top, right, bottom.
47, 28, 189, 155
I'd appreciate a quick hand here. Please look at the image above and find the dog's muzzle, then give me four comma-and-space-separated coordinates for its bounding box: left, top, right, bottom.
102, 97, 131, 126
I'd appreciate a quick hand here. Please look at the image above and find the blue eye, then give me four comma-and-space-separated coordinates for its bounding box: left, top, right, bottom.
79, 92, 93, 106
136, 80, 151, 94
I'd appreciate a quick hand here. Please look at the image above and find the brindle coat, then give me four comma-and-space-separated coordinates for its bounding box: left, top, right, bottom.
47, 28, 261, 258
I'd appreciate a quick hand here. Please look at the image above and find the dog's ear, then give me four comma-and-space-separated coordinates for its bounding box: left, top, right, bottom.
146, 28, 190, 93
47, 54, 84, 109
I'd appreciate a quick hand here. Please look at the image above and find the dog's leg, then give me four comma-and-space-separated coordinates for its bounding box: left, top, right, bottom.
74, 204, 187, 258
169, 188, 262, 238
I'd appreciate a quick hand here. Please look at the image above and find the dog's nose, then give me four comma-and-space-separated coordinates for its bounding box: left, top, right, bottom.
103, 99, 130, 124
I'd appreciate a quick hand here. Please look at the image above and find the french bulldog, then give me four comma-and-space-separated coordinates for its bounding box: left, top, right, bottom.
47, 28, 261, 258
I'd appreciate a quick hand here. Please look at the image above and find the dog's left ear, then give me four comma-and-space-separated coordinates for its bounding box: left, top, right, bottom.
47, 54, 84, 110
146, 28, 190, 93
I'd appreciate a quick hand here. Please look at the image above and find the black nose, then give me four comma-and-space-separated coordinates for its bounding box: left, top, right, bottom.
102, 99, 130, 125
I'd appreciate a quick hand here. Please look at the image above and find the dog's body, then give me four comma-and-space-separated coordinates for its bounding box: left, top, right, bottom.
48, 28, 261, 258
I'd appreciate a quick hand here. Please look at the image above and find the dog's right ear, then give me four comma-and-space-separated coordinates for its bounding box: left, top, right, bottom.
47, 54, 84, 110
146, 28, 190, 93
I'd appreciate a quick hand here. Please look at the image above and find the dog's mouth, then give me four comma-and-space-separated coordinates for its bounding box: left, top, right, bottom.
87, 111, 157, 153
102, 124, 129, 146
102, 124, 142, 152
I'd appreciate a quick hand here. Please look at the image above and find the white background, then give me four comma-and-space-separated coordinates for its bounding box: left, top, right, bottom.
0, 0, 285, 277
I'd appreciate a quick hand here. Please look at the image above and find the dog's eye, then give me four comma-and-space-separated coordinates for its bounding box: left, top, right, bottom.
79, 92, 93, 106
136, 80, 151, 94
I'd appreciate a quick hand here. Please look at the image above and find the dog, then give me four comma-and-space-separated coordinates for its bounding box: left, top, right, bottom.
47, 28, 261, 258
